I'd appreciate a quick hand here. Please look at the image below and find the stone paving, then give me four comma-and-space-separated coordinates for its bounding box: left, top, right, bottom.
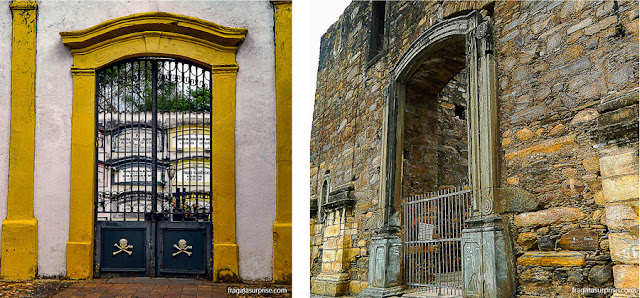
52, 278, 291, 298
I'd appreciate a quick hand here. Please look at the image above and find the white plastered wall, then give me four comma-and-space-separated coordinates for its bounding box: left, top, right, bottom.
32, 0, 276, 280
0, 0, 12, 258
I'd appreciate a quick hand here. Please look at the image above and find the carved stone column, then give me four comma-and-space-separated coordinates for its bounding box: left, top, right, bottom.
461, 18, 516, 298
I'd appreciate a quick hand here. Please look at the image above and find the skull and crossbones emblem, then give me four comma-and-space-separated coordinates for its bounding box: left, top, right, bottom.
113, 238, 133, 256
172, 239, 192, 257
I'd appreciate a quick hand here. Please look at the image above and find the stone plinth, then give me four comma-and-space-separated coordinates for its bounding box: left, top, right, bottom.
462, 216, 516, 298
359, 234, 403, 298
311, 273, 350, 296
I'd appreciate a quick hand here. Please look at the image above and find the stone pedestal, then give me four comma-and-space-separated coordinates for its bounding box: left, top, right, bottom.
461, 216, 515, 298
311, 183, 356, 296
311, 273, 350, 296
359, 234, 404, 298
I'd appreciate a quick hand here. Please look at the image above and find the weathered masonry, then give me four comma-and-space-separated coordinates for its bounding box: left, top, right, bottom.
310, 1, 639, 297
0, 0, 291, 283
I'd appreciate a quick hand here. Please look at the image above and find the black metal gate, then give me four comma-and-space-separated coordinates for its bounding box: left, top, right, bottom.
95, 57, 212, 277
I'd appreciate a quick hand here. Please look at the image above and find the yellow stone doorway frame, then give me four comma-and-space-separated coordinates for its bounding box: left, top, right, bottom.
60, 12, 247, 280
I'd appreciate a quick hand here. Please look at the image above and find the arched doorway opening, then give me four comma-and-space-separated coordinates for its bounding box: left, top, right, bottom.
400, 35, 470, 295
95, 57, 213, 277
367, 10, 515, 297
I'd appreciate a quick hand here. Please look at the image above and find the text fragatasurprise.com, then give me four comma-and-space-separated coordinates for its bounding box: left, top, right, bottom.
227, 287, 288, 295
572, 287, 639, 294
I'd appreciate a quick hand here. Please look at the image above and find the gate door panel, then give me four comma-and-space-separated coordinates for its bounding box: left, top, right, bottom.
96, 57, 212, 277
403, 185, 472, 296
99, 225, 148, 272
158, 224, 209, 275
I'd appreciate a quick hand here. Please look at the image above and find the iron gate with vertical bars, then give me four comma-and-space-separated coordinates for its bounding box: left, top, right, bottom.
95, 57, 213, 277
403, 185, 472, 296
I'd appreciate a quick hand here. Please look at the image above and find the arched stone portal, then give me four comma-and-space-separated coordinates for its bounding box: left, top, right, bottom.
362, 11, 515, 298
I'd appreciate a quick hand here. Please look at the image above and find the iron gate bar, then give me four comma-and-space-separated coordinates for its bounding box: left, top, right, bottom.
152, 60, 158, 215
402, 185, 471, 296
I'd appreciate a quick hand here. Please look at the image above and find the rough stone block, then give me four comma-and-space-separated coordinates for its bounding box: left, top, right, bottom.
537, 236, 554, 251
557, 229, 599, 251
549, 123, 566, 136
602, 175, 639, 203
613, 265, 639, 289
349, 280, 366, 295
311, 275, 350, 296
567, 269, 584, 284
520, 267, 552, 284
609, 233, 639, 265
505, 134, 576, 160
517, 251, 586, 266
514, 207, 586, 228
516, 128, 535, 141
597, 15, 617, 31
567, 17, 593, 34
595, 191, 606, 206
346, 248, 360, 261
569, 108, 599, 125
322, 249, 336, 262
582, 156, 600, 172
325, 225, 341, 237
331, 261, 342, 272
589, 265, 613, 286
498, 187, 539, 213
325, 237, 337, 249
600, 151, 639, 177
561, 178, 586, 196
605, 203, 639, 231
517, 232, 538, 251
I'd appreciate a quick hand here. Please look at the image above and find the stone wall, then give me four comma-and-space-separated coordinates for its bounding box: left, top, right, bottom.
498, 1, 638, 296
402, 70, 469, 197
310, 0, 639, 296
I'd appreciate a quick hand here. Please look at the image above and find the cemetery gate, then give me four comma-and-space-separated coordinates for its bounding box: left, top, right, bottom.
95, 57, 213, 277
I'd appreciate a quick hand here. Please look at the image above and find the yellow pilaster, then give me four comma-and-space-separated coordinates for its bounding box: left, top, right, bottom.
211, 68, 240, 282
66, 68, 96, 279
271, 0, 292, 284
2, 0, 39, 280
